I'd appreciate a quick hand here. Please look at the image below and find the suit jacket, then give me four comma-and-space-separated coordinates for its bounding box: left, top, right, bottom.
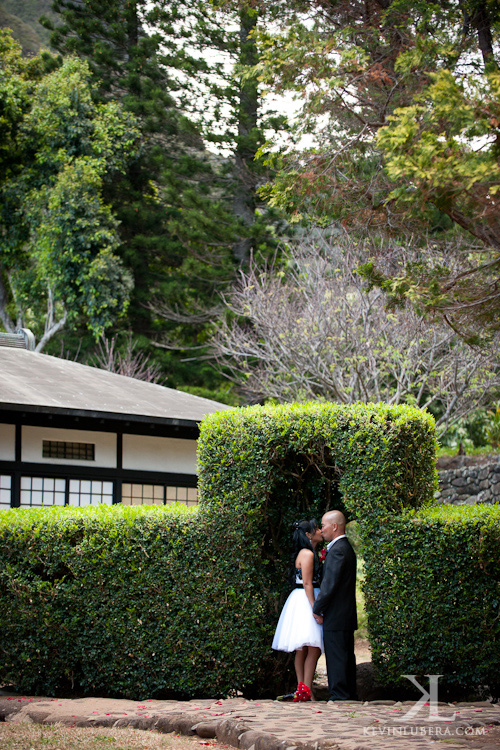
313, 536, 358, 631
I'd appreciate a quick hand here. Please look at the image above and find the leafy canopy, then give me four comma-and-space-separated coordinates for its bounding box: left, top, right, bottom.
0, 32, 138, 346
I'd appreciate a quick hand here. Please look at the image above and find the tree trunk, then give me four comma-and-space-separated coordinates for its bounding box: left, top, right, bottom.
460, 0, 498, 69
126, 0, 139, 51
0, 271, 15, 333
232, 5, 259, 265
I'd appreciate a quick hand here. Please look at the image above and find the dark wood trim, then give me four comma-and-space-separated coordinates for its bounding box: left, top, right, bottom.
116, 432, 123, 470
11, 424, 21, 507
15, 423, 21, 462
114, 434, 123, 504
0, 459, 198, 487
0, 406, 200, 439
11, 472, 20, 508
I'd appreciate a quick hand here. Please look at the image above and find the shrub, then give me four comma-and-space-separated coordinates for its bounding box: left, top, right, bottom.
198, 401, 438, 689
0, 504, 269, 698
0, 401, 437, 699
198, 401, 438, 524
364, 504, 500, 696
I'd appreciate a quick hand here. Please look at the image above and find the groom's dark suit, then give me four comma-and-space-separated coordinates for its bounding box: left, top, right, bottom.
313, 536, 358, 700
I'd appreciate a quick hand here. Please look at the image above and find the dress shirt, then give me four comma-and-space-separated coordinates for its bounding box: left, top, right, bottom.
326, 534, 347, 552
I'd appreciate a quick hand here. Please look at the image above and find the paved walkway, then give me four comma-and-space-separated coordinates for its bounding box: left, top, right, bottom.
1, 694, 499, 750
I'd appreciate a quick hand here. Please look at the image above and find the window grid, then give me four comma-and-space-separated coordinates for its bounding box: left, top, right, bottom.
68, 479, 113, 507
122, 483, 197, 506
0, 475, 11, 509
20, 476, 66, 507
43, 441, 95, 461
3, 477, 197, 508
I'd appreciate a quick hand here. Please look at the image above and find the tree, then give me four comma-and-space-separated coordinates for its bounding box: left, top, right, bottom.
42, 0, 276, 393
251, 0, 500, 332
211, 238, 500, 434
372, 67, 500, 332
88, 333, 163, 382
0, 32, 137, 350
151, 0, 284, 263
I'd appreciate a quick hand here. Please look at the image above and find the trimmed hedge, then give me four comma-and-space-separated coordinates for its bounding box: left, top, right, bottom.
364, 504, 500, 696
0, 504, 269, 698
198, 401, 438, 522
197, 401, 440, 691
5, 401, 494, 698
197, 401, 438, 606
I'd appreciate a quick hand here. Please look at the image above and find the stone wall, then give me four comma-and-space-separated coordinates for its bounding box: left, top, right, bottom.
435, 461, 500, 505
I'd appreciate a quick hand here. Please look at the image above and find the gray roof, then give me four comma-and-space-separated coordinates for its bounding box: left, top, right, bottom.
0, 348, 231, 425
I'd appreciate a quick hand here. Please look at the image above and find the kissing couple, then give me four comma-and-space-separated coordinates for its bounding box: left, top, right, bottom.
272, 510, 358, 703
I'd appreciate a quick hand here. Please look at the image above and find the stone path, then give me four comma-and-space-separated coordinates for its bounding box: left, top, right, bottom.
1, 694, 499, 750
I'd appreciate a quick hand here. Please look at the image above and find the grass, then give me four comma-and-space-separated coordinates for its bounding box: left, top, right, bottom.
0, 723, 226, 750
436, 445, 500, 458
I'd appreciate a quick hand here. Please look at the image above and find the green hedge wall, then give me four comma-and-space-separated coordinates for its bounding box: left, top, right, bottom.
197, 401, 440, 690
0, 504, 270, 698
198, 401, 438, 523
364, 504, 500, 696
6, 401, 492, 698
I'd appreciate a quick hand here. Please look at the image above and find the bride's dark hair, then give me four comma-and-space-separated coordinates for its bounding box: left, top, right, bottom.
288, 518, 320, 585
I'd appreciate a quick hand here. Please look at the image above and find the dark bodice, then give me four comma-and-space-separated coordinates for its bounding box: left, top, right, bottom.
295, 564, 322, 588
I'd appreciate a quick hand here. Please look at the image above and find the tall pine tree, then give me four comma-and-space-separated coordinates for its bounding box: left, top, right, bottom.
42, 0, 243, 391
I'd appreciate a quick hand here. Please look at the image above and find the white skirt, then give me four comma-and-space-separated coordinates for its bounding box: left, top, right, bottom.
272, 587, 324, 653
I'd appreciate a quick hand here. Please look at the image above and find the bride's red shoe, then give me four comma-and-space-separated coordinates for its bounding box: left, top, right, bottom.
293, 682, 312, 702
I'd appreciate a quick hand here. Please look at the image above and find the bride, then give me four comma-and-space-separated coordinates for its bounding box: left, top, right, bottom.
272, 518, 324, 701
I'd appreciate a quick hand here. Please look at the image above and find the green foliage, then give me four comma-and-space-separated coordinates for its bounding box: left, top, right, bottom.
438, 409, 491, 450
374, 69, 500, 329
253, 0, 500, 332
199, 401, 500, 696
198, 400, 437, 666
0, 36, 137, 342
486, 403, 500, 449
41, 0, 279, 388
363, 504, 500, 695
0, 504, 269, 698
3, 401, 498, 697
0, 401, 436, 698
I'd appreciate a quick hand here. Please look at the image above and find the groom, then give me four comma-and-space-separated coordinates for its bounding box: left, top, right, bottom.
313, 510, 358, 702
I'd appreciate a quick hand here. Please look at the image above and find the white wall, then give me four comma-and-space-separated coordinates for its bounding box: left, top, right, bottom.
123, 434, 197, 474
0, 424, 15, 461
22, 426, 117, 467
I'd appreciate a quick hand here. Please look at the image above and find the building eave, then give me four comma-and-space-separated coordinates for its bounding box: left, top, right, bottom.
0, 404, 200, 439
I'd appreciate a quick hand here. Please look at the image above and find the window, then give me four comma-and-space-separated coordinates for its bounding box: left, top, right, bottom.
121, 484, 197, 506
43, 441, 95, 461
68, 479, 113, 506
20, 476, 66, 507
0, 475, 11, 509
166, 486, 197, 506
121, 483, 164, 506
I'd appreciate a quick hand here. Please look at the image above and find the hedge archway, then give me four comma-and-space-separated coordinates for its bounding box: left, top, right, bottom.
1, 401, 498, 698
198, 401, 500, 698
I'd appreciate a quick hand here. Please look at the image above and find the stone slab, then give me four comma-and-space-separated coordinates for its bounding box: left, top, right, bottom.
0, 694, 499, 750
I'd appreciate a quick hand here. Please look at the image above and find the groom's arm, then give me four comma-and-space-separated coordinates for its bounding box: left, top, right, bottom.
313, 546, 345, 616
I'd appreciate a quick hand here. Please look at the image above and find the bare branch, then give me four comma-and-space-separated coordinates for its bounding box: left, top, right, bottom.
210, 237, 500, 433
88, 333, 163, 383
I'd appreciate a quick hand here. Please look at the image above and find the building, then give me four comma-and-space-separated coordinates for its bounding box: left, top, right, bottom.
0, 335, 231, 510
